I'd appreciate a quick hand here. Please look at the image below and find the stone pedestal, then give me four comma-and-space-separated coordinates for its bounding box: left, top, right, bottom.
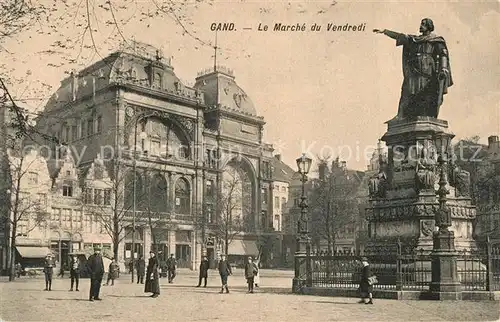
292, 235, 311, 293
427, 229, 462, 300
365, 117, 477, 254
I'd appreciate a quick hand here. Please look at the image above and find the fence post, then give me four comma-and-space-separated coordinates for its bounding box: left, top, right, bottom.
396, 238, 402, 291
486, 236, 493, 292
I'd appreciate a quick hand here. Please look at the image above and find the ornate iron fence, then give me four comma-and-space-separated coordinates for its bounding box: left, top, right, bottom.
306, 241, 500, 292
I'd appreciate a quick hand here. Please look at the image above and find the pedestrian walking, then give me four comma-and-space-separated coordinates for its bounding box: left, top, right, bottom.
128, 260, 133, 274
253, 255, 261, 288
136, 255, 146, 284
166, 254, 177, 283
144, 250, 160, 298
105, 258, 119, 286
244, 256, 258, 293
358, 257, 375, 305
15, 262, 22, 278
196, 256, 209, 287
87, 246, 104, 301
218, 254, 232, 294
43, 253, 55, 291
69, 255, 80, 291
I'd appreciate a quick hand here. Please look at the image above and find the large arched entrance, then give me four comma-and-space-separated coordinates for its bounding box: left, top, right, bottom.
222, 158, 257, 231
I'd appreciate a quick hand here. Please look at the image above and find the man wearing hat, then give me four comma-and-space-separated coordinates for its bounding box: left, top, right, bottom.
244, 256, 258, 293
165, 253, 177, 283
43, 253, 56, 291
144, 250, 160, 298
196, 255, 209, 287
217, 254, 232, 294
87, 246, 105, 301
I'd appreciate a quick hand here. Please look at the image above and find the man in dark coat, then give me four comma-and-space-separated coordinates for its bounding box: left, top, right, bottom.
87, 246, 105, 301
136, 255, 146, 284
218, 254, 232, 294
358, 257, 374, 304
166, 254, 177, 283
43, 253, 56, 291
144, 250, 160, 298
244, 256, 258, 293
196, 256, 209, 287
69, 254, 80, 291
105, 258, 119, 286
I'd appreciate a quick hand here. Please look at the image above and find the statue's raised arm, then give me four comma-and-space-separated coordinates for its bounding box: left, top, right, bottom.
373, 29, 404, 40
373, 18, 453, 120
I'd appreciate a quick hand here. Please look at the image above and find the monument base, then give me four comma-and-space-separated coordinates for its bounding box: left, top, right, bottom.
365, 116, 477, 254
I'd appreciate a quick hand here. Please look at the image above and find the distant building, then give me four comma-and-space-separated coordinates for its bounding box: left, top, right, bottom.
1, 41, 296, 271
475, 135, 500, 239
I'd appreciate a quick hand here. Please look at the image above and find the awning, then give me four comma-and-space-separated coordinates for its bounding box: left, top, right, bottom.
16, 246, 52, 259
228, 240, 259, 256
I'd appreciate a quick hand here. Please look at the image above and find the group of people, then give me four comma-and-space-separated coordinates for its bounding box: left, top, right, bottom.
41, 248, 264, 299
41, 246, 121, 300
200, 254, 261, 294
41, 247, 373, 304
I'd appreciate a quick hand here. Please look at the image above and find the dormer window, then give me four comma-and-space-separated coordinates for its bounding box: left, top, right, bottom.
153, 72, 162, 88
62, 180, 73, 197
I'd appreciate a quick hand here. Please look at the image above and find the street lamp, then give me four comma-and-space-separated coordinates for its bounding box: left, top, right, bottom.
292, 153, 312, 293
296, 154, 312, 235
429, 133, 461, 299
130, 109, 153, 283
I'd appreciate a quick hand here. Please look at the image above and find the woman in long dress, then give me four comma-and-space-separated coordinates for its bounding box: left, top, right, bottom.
144, 251, 160, 298
358, 257, 374, 304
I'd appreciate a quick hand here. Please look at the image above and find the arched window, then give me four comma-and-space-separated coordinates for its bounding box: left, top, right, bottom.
175, 178, 190, 214
150, 174, 168, 212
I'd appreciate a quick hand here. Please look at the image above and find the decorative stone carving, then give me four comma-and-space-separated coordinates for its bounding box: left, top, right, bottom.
170, 114, 195, 139
420, 219, 435, 237
415, 204, 438, 216
415, 145, 437, 191
450, 164, 471, 197
368, 158, 389, 198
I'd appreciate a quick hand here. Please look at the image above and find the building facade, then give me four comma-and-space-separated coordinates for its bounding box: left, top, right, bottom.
475, 135, 500, 239
1, 41, 295, 271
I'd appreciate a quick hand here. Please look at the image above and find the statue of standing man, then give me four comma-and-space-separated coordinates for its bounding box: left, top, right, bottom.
374, 18, 453, 119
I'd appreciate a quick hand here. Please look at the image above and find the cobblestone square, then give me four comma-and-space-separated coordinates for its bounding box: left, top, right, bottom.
1, 269, 499, 321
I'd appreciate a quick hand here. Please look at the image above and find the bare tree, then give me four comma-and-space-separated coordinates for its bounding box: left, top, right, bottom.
309, 158, 361, 253
215, 167, 250, 255
81, 158, 144, 261
0, 150, 50, 281
0, 0, 45, 44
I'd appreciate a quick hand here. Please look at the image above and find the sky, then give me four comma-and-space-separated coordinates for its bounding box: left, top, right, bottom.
2, 0, 499, 171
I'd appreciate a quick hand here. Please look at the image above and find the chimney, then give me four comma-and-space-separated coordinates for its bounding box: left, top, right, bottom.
274, 154, 281, 161
488, 135, 499, 150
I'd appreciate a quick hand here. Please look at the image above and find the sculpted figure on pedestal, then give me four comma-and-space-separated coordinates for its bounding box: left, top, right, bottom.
374, 18, 453, 119
450, 164, 471, 197
369, 159, 389, 198
415, 146, 436, 191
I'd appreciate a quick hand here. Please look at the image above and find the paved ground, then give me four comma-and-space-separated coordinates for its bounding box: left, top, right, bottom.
0, 269, 499, 321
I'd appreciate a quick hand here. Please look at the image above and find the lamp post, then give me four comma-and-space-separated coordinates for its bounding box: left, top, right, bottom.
429, 134, 462, 300
130, 110, 153, 283
292, 153, 312, 293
